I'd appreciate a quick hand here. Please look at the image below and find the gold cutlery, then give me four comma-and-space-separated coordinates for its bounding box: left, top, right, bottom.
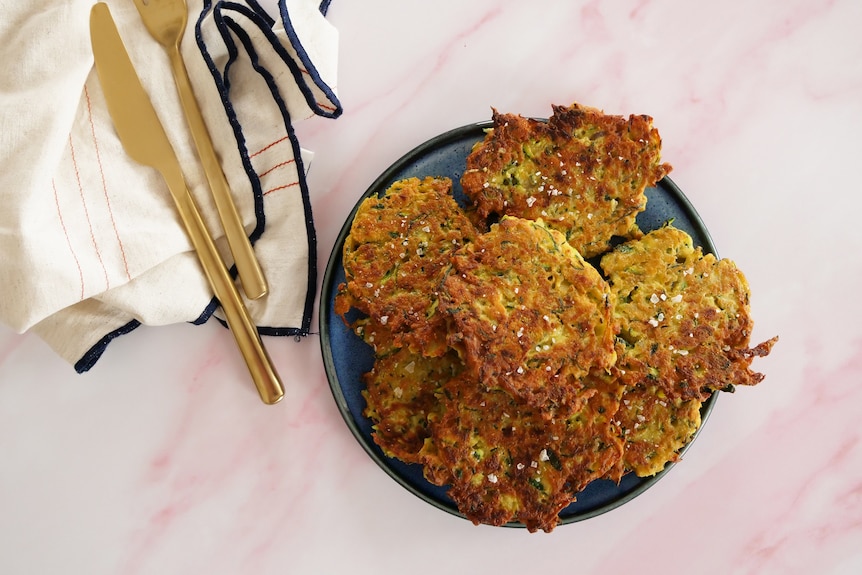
90, 2, 283, 404
132, 0, 268, 301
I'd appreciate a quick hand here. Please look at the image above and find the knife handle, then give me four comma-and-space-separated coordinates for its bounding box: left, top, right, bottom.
166, 163, 284, 405
168, 45, 269, 301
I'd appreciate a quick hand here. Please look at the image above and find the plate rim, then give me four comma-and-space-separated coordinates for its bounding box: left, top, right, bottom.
319, 120, 719, 527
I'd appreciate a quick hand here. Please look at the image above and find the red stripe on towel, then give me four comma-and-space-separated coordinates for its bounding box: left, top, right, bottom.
250, 136, 288, 158
263, 181, 300, 196
258, 159, 296, 178
85, 85, 131, 282
68, 135, 110, 291
52, 179, 86, 301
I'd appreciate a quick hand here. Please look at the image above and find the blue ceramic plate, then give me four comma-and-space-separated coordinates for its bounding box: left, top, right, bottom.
319, 122, 718, 526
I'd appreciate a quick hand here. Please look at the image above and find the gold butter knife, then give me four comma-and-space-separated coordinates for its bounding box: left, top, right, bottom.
133, 0, 268, 301
90, 2, 283, 404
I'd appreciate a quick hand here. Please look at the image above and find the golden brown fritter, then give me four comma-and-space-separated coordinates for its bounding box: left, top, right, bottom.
607, 383, 702, 480
601, 225, 778, 402
440, 216, 616, 410
461, 103, 672, 258
363, 347, 463, 464
335, 176, 478, 357
346, 316, 399, 355
419, 370, 625, 532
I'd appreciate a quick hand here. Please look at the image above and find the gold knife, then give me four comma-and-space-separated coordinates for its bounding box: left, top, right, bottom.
89, 2, 283, 405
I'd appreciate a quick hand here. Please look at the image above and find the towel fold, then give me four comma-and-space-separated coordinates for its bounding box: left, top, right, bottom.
0, 0, 341, 370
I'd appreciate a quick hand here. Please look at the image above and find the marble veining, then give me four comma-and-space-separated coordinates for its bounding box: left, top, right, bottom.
2, 1, 861, 573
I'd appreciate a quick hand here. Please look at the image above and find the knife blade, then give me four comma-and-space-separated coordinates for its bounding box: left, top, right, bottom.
89, 2, 284, 405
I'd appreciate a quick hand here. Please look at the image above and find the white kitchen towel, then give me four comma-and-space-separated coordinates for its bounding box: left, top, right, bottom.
0, 0, 341, 371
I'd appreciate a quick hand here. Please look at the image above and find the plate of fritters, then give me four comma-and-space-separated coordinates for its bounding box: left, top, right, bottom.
320, 103, 776, 532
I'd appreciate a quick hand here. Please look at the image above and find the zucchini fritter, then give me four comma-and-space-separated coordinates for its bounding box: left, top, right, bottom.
420, 371, 625, 532
601, 225, 778, 402
461, 103, 672, 258
607, 383, 702, 479
363, 347, 463, 464
335, 176, 478, 356
441, 216, 616, 409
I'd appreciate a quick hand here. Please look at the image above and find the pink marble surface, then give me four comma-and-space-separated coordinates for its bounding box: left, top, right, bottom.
2, 0, 861, 573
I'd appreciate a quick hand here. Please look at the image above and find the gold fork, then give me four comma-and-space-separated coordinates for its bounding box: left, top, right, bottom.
133, 0, 268, 300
